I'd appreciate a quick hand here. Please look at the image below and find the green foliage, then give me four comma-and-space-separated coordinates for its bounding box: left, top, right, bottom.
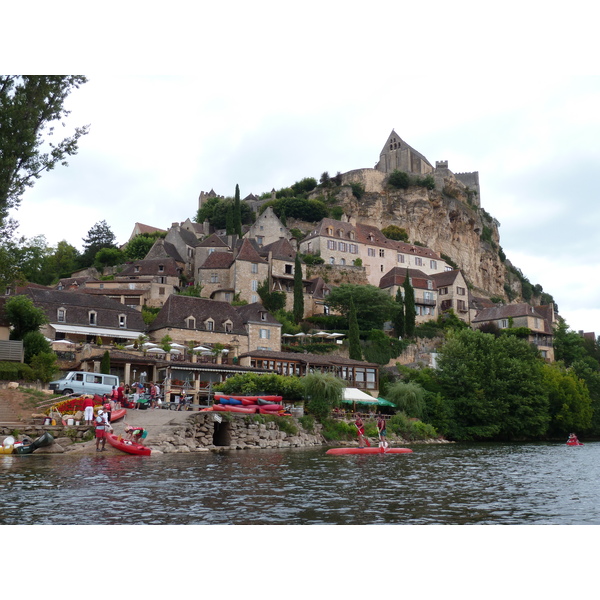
22, 330, 51, 363
141, 305, 160, 325
261, 196, 329, 223
214, 372, 304, 400
362, 329, 406, 365
81, 220, 117, 268
100, 350, 111, 374
498, 246, 506, 262
347, 298, 362, 361
124, 233, 164, 260
29, 351, 59, 383
234, 184, 242, 237
196, 197, 254, 230
326, 283, 397, 331
413, 174, 436, 190
5, 295, 48, 340
403, 271, 416, 337
94, 247, 124, 268
384, 381, 427, 418
302, 372, 346, 421
329, 206, 344, 220
490, 296, 504, 304
382, 225, 409, 242
291, 177, 318, 195
298, 414, 315, 433
177, 283, 203, 297
302, 252, 324, 265
436, 328, 551, 441
387, 170, 410, 189
353, 258, 362, 267
0, 360, 34, 381
0, 75, 89, 229
320, 418, 356, 441
386, 413, 438, 441
553, 319, 588, 367
349, 182, 365, 199
293, 253, 304, 324
257, 280, 286, 313
394, 287, 405, 337
480, 225, 493, 245
440, 254, 458, 269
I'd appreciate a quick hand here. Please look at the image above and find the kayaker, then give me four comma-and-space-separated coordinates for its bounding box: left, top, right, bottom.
95, 410, 107, 452
377, 414, 388, 448
354, 414, 367, 448
567, 433, 580, 445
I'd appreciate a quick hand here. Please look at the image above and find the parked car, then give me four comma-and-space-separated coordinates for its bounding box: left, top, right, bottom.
49, 371, 119, 396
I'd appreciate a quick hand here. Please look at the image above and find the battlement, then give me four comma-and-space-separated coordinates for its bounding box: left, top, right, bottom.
435, 160, 449, 169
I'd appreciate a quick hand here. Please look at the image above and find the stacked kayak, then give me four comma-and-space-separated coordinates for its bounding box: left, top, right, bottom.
326, 447, 413, 455
208, 395, 286, 415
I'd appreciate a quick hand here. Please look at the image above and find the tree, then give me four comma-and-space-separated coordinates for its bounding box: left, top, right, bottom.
257, 280, 286, 313
436, 329, 550, 441
48, 240, 81, 280
94, 247, 124, 268
348, 297, 362, 360
5, 295, 48, 340
325, 283, 397, 331
0, 76, 89, 230
177, 283, 203, 297
234, 184, 242, 237
394, 288, 405, 338
293, 253, 304, 324
124, 234, 160, 260
100, 350, 111, 374
302, 372, 346, 421
30, 351, 58, 383
385, 381, 427, 418
403, 270, 416, 337
22, 330, 52, 364
553, 319, 587, 367
225, 202, 235, 235
381, 225, 409, 242
319, 171, 331, 187
387, 170, 410, 189
81, 220, 117, 267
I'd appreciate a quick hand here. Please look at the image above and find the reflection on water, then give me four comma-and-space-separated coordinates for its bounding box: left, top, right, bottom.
2, 442, 599, 525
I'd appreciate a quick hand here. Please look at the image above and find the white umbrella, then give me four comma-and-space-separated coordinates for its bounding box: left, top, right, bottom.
193, 346, 210, 352
146, 347, 166, 353
313, 331, 330, 337
327, 333, 345, 338
294, 332, 310, 337
52, 339, 76, 346
169, 348, 183, 354
170, 343, 186, 348
142, 342, 158, 348
124, 344, 136, 349
282, 333, 294, 338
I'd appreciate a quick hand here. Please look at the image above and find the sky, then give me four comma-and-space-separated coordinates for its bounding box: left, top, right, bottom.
5, 2, 600, 343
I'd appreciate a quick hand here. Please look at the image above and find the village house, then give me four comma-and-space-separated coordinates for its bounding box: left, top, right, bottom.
244, 206, 293, 248
299, 217, 449, 287
430, 269, 472, 324
127, 222, 167, 243
472, 302, 555, 361
146, 294, 281, 357
379, 267, 437, 324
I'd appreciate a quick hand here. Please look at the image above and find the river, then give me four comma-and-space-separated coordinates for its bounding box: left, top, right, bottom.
2, 441, 599, 525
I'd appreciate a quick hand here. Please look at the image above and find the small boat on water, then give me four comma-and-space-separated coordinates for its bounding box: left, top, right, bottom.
566, 434, 583, 446
105, 432, 151, 456
14, 431, 54, 455
326, 447, 413, 455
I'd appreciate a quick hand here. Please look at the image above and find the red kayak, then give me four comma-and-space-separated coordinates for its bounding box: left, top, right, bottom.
214, 395, 282, 403
110, 408, 126, 422
105, 432, 151, 456
213, 404, 258, 414
326, 447, 413, 455
566, 441, 584, 446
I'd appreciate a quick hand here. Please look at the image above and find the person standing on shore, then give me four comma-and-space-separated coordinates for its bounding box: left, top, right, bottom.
83, 395, 94, 426
95, 409, 107, 452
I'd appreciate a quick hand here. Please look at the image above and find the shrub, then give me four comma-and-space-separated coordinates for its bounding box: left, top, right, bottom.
299, 414, 315, 433
349, 182, 365, 199
388, 170, 410, 189
320, 418, 356, 441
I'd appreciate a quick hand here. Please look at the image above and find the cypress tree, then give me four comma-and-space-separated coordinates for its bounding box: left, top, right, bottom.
403, 269, 416, 337
100, 350, 111, 374
293, 253, 304, 323
225, 202, 234, 235
234, 184, 242, 237
348, 297, 362, 360
394, 287, 405, 338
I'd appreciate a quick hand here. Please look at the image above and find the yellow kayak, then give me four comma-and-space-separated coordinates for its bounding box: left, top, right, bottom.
0, 446, 14, 454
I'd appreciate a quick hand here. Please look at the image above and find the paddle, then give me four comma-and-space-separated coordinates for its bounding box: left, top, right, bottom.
354, 420, 370, 447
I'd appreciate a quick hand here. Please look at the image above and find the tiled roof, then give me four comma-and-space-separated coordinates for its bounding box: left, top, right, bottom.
197, 233, 230, 248
119, 257, 181, 277
235, 238, 268, 263
199, 251, 235, 269
134, 223, 167, 235
306, 277, 331, 299
148, 295, 247, 334
472, 303, 546, 323
259, 238, 297, 261
430, 270, 461, 287
235, 303, 281, 326
379, 267, 433, 290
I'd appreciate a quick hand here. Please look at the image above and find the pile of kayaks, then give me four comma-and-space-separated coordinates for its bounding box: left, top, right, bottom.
202, 395, 288, 415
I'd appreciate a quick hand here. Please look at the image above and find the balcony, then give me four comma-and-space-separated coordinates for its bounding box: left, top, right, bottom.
417, 298, 436, 306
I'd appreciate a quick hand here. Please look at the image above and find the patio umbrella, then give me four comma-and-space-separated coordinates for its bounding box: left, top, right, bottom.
327, 333, 345, 338
146, 347, 166, 354
282, 333, 295, 338
52, 339, 76, 345
169, 348, 183, 354
377, 398, 396, 408
193, 346, 210, 352
142, 342, 159, 348
313, 331, 330, 337
170, 343, 186, 349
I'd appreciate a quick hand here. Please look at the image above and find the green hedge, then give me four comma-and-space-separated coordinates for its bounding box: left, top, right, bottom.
0, 361, 35, 381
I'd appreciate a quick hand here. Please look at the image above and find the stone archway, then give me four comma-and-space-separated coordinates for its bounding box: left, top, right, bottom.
212, 420, 231, 446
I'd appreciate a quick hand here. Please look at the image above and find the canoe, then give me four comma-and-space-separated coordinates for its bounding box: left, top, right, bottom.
257, 404, 283, 411
213, 404, 257, 414
105, 432, 151, 456
566, 441, 584, 446
14, 431, 55, 455
110, 408, 127, 422
214, 395, 282, 403
326, 447, 413, 455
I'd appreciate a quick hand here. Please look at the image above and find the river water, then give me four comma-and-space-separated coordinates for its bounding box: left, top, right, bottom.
2, 441, 599, 525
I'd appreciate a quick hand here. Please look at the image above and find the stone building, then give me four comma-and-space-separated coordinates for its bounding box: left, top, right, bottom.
379, 267, 437, 324
244, 206, 292, 247
430, 269, 472, 323
375, 130, 435, 175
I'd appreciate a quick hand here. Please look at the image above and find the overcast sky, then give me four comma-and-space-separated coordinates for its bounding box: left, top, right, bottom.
6, 1, 599, 339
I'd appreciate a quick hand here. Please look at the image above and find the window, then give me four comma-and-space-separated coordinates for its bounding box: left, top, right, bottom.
340, 258, 346, 266
158, 264, 164, 272
500, 319, 508, 328
259, 328, 271, 339
337, 229, 344, 237
380, 265, 384, 272
252, 263, 258, 274
397, 254, 405, 263
119, 315, 126, 328
159, 287, 165, 296
186, 316, 196, 329
224, 321, 233, 332
260, 312, 267, 321
424, 292, 434, 301
57, 308, 66, 322
368, 248, 376, 257
326, 227, 333, 235
338, 242, 347, 252
284, 264, 293, 274
445, 266, 452, 272
210, 273, 219, 283
157, 276, 166, 284
329, 257, 335, 264
379, 249, 385, 257
348, 231, 355, 240
251, 294, 258, 303
89, 311, 97, 326
427, 280, 433, 289
251, 280, 258, 292
415, 257, 423, 266
327, 240, 336, 250
430, 260, 437, 270
134, 266, 140, 273
457, 287, 466, 296
206, 320, 214, 331
457, 300, 467, 312
256, 236, 264, 245
439, 287, 448, 296
349, 244, 358, 254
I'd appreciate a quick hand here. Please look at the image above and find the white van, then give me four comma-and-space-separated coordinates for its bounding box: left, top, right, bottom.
49, 371, 119, 396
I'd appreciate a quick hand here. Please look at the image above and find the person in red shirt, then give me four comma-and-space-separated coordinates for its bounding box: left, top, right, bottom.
83, 395, 95, 426
116, 383, 124, 409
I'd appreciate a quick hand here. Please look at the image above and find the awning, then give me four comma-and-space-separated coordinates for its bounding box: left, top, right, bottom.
341, 388, 379, 404
51, 323, 143, 341
376, 397, 396, 407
